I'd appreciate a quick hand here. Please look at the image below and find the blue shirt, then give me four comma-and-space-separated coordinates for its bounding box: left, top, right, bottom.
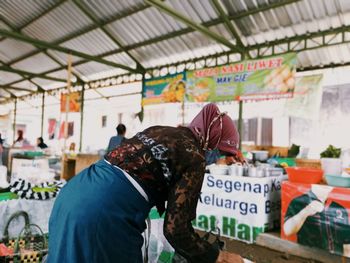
107, 135, 125, 152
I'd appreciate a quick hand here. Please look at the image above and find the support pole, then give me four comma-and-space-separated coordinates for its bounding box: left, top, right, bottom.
40, 92, 45, 137
238, 101, 243, 150
237, 53, 246, 150
79, 84, 85, 152
63, 54, 72, 152
12, 98, 17, 143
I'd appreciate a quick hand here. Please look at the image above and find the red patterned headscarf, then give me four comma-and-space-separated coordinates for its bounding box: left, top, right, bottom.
188, 103, 241, 157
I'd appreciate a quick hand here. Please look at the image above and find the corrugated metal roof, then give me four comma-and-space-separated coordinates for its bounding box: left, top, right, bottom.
0, 71, 22, 85
104, 53, 137, 69
46, 69, 70, 80
129, 24, 230, 68
297, 43, 350, 69
61, 29, 119, 56
11, 80, 38, 91
74, 61, 127, 81
106, 7, 186, 46
83, 0, 145, 21
31, 78, 63, 89
165, 0, 219, 23
0, 38, 36, 63
22, 1, 93, 42
0, 0, 60, 28
12, 53, 60, 74
47, 50, 83, 65
1, 0, 350, 99
0, 21, 10, 30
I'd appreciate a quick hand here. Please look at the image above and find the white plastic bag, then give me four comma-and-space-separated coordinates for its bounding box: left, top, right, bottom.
0, 165, 8, 188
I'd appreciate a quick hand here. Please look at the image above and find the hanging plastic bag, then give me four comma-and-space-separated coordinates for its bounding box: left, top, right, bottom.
0, 165, 9, 189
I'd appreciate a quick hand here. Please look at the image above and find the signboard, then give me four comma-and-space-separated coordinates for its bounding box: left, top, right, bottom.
284, 74, 323, 119
281, 181, 350, 258
186, 53, 297, 102
142, 73, 186, 105
60, 91, 81, 112
193, 174, 286, 243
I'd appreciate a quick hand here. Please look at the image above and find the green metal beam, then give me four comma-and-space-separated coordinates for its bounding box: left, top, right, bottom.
211, 0, 247, 55
0, 64, 66, 83
146, 0, 244, 53
0, 29, 140, 73
72, 0, 145, 72
8, 4, 149, 65
1, 85, 35, 92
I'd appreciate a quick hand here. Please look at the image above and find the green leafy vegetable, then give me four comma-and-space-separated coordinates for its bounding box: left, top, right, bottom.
320, 145, 341, 158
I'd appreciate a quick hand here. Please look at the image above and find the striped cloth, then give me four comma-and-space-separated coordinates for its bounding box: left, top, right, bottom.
10, 179, 64, 200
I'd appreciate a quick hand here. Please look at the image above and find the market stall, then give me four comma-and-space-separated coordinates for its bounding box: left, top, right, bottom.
194, 172, 286, 243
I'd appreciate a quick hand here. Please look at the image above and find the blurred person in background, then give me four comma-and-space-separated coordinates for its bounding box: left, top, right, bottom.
107, 123, 126, 152
37, 137, 48, 149
48, 103, 245, 263
13, 130, 30, 148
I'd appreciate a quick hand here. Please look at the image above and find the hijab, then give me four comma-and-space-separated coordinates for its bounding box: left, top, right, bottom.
188, 103, 240, 156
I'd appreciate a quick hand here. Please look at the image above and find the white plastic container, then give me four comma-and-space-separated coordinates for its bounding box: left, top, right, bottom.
209, 165, 229, 175
321, 158, 342, 175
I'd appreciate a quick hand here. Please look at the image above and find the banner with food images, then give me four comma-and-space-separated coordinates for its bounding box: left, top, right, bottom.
186, 53, 297, 102
142, 73, 186, 105
60, 91, 81, 112
284, 74, 324, 120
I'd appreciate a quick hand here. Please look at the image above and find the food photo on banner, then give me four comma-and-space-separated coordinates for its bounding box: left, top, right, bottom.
284, 74, 324, 120
142, 72, 186, 105
60, 91, 81, 112
186, 53, 297, 102
281, 181, 350, 257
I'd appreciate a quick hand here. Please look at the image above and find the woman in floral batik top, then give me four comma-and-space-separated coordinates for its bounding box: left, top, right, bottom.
48, 103, 244, 263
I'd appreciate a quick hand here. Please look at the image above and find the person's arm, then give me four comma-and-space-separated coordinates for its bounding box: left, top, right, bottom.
284, 200, 324, 236
163, 160, 220, 263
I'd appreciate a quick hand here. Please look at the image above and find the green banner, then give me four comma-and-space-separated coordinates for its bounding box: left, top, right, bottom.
142, 72, 186, 105
186, 53, 297, 102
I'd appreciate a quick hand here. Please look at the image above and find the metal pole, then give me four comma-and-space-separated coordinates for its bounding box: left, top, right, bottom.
237, 53, 246, 150
13, 98, 17, 143
79, 84, 85, 152
238, 101, 243, 150
40, 92, 45, 137
63, 54, 72, 152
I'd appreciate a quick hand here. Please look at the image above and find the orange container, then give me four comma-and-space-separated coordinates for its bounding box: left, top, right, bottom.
285, 167, 324, 184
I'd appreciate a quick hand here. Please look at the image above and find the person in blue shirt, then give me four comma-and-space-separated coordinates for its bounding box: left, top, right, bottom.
107, 124, 126, 152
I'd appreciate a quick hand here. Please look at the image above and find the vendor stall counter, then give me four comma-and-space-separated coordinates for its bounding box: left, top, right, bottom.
193, 173, 287, 243
61, 153, 101, 181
